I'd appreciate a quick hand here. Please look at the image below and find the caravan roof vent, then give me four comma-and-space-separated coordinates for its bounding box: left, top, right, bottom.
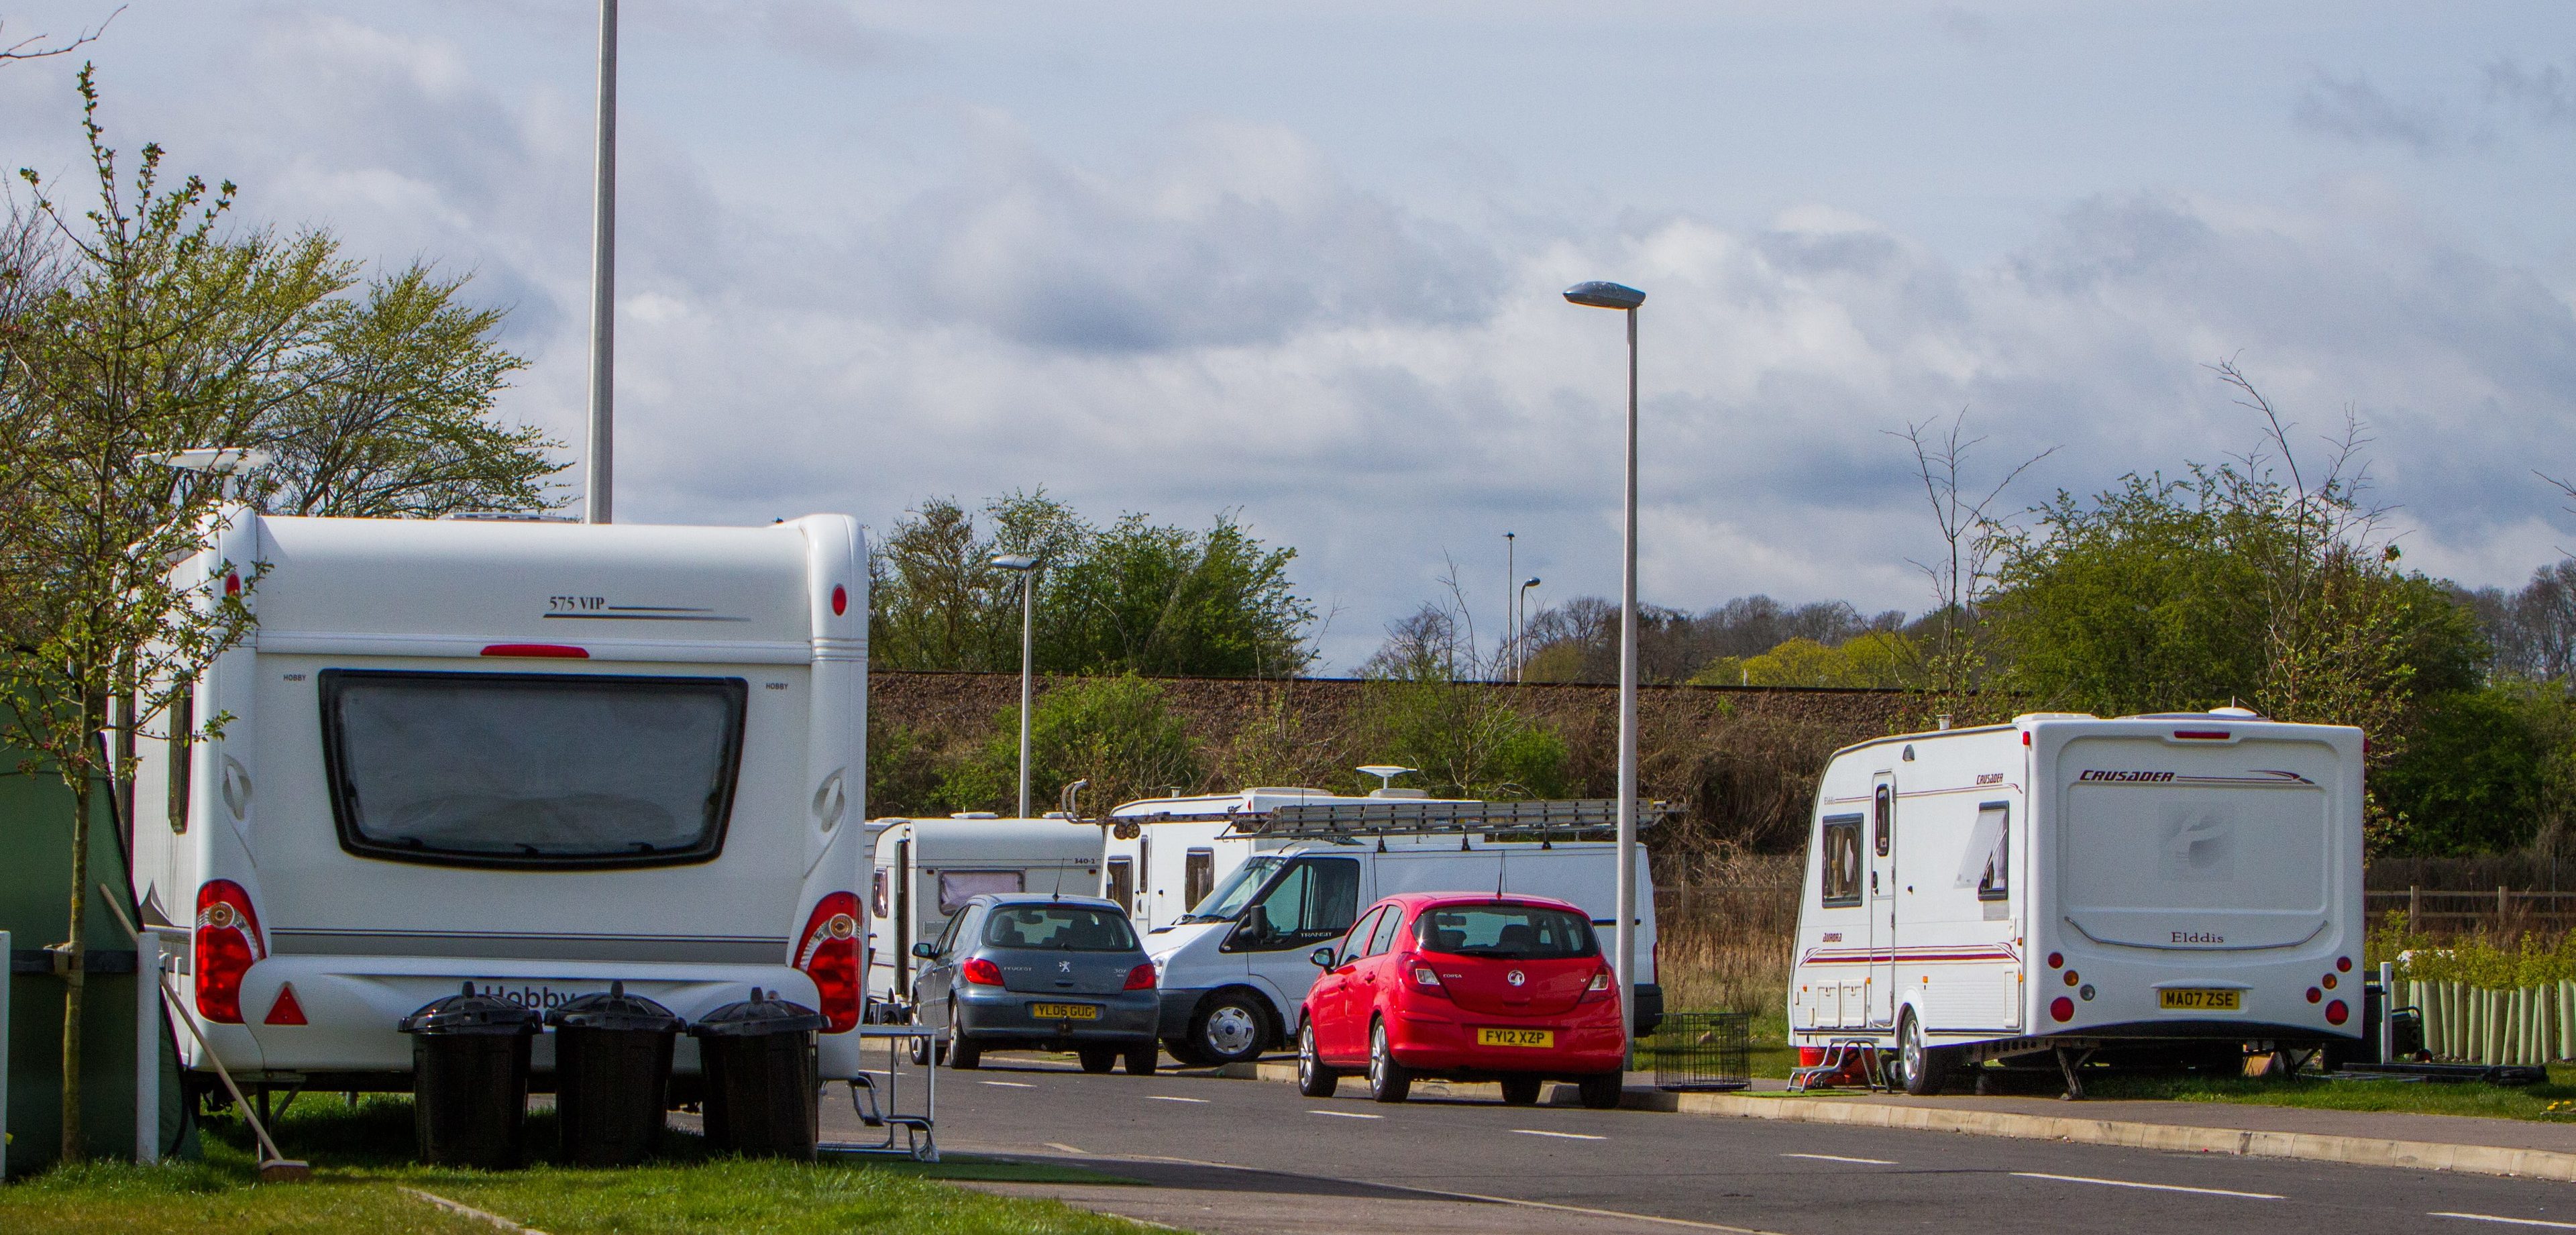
2012, 712, 2095, 724
2207, 706, 2263, 720
948, 812, 1000, 820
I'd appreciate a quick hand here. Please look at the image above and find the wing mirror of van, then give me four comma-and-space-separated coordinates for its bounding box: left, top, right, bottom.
1237, 905, 1274, 944
910, 942, 938, 959
1309, 945, 1337, 969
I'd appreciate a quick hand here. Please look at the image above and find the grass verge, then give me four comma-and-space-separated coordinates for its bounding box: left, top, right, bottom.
0, 1093, 1157, 1235
2076, 1064, 2576, 1123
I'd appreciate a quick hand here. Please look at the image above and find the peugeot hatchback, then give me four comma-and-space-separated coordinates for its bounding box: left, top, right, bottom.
910, 894, 1160, 1073
1296, 893, 1625, 1107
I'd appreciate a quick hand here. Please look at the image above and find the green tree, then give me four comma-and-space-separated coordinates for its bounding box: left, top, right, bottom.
936, 674, 1203, 815
2375, 686, 2548, 855
1691, 631, 1917, 688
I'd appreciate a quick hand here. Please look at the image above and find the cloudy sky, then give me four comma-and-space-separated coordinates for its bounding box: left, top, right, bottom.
5, 2, 2573, 670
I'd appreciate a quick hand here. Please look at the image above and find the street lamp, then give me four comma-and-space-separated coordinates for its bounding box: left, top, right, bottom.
1517, 577, 1541, 683
990, 553, 1040, 818
1562, 278, 1644, 1059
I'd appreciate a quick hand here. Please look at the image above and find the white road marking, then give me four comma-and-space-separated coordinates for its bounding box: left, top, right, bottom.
1514, 1128, 1607, 1140
1146, 1095, 1211, 1104
2011, 1173, 2282, 1200
1043, 1142, 1085, 1155
1781, 1152, 1896, 1165
2433, 1215, 2576, 1230
1308, 1109, 1383, 1119
977, 1080, 1036, 1089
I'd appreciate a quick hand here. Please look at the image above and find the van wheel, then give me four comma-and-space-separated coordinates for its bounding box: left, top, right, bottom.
1296, 1019, 1340, 1097
1191, 992, 1269, 1067
1366, 1020, 1411, 1104
1576, 1072, 1624, 1110
1077, 1047, 1118, 1073
1124, 1042, 1160, 1075
1897, 1011, 1950, 1095
1499, 1076, 1544, 1106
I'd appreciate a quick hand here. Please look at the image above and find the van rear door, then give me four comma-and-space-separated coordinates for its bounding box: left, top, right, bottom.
2053, 729, 2349, 951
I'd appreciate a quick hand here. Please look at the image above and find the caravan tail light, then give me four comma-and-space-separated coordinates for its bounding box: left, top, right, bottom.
961, 957, 1004, 987
794, 892, 862, 1032
2049, 996, 2074, 1023
1123, 963, 1157, 991
2326, 1000, 2349, 1026
2173, 729, 2231, 741
195, 880, 265, 1023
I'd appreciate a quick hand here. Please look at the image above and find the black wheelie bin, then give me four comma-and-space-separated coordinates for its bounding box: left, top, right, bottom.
546, 981, 685, 1165
692, 988, 825, 1159
400, 982, 542, 1167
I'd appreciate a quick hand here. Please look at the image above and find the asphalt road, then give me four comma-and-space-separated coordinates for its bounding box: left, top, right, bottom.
826, 1051, 2576, 1235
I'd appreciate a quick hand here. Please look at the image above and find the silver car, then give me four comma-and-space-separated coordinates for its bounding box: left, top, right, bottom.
910, 894, 1161, 1073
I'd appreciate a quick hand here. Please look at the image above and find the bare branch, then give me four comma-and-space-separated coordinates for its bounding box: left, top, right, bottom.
0, 6, 121, 63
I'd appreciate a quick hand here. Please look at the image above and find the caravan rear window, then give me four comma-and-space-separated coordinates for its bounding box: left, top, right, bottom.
319, 669, 747, 869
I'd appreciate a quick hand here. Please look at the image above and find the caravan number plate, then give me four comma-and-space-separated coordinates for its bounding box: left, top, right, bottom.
1030, 1002, 1099, 1020
2159, 988, 2241, 1011
1476, 1028, 1554, 1048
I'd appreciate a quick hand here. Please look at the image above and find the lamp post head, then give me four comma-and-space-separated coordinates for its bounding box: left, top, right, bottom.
1562, 280, 1644, 311
988, 553, 1038, 572
1522, 578, 1542, 590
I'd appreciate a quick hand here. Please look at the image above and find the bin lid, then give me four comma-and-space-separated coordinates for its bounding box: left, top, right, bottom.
399, 981, 542, 1035
691, 987, 826, 1037
545, 981, 684, 1033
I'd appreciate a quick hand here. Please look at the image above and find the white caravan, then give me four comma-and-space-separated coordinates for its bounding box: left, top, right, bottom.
863, 815, 1105, 1014
1788, 709, 2365, 1095
1108, 794, 1662, 1065
126, 510, 873, 1093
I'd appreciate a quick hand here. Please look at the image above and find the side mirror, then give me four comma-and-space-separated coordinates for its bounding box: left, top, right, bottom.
1309, 946, 1338, 969
910, 942, 937, 959
1239, 904, 1273, 942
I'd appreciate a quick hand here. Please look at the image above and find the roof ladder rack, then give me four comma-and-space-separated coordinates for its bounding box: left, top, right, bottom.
1224, 798, 1679, 844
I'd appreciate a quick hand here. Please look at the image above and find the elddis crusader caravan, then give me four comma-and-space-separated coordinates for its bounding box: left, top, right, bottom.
1788, 709, 2363, 1095
127, 509, 873, 1095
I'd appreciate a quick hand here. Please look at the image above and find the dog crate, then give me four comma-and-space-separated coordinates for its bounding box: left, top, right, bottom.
1642, 1011, 1751, 1092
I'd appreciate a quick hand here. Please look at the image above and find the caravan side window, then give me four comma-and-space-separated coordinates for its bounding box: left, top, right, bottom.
872, 867, 890, 918
1105, 858, 1134, 912
1966, 802, 2010, 902
1873, 784, 1893, 857
1184, 849, 1216, 912
1821, 815, 1863, 908
937, 870, 1024, 914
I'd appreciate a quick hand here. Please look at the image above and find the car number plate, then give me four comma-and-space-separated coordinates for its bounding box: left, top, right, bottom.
1030, 1002, 1099, 1020
1476, 1028, 1554, 1048
2159, 988, 2241, 1011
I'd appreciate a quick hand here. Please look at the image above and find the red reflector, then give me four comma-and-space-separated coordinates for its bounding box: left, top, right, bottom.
2174, 729, 2230, 740
2337, 957, 2352, 973
480, 643, 588, 659
2306, 987, 2322, 1004
2325, 999, 2349, 1026
2049, 997, 2074, 1022
831, 585, 848, 616
2046, 952, 2063, 969
264, 983, 308, 1026
2022, 732, 2031, 746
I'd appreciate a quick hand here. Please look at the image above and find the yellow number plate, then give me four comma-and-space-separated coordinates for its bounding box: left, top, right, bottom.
2158, 988, 2242, 1012
1475, 1028, 1555, 1048
1030, 1002, 1099, 1020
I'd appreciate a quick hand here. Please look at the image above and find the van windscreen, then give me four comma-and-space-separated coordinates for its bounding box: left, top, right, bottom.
319, 669, 747, 869
1415, 905, 1597, 960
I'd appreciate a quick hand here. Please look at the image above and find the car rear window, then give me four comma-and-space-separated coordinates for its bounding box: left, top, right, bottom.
982, 906, 1138, 951
1414, 905, 1597, 960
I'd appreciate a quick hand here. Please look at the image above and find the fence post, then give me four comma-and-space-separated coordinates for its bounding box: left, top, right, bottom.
2500, 885, 2510, 925
1, 928, 10, 1180
2409, 884, 2421, 931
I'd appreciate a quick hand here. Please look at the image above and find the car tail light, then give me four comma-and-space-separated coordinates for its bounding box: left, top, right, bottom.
195, 880, 265, 1024
794, 892, 862, 1032
1580, 968, 1614, 1002
962, 957, 1004, 986
1409, 963, 1448, 997
2325, 999, 2349, 1026
2049, 996, 2074, 1023
1124, 963, 1157, 991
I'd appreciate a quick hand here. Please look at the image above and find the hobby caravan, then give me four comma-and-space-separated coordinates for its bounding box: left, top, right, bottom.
1788, 710, 2364, 1095
126, 509, 874, 1092
864, 815, 1106, 1015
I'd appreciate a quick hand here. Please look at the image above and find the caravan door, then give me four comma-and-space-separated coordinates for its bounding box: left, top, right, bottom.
1868, 772, 1897, 1027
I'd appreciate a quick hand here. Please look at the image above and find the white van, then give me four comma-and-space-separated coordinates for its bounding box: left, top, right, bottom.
1111, 795, 1662, 1066
1788, 709, 2365, 1095
1102, 787, 1442, 932
126, 509, 873, 1096
864, 815, 1105, 1015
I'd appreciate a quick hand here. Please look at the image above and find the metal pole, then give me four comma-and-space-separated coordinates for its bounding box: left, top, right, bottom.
1614, 305, 1640, 1064
135, 930, 160, 1163
1, 928, 10, 1179
1505, 531, 1515, 680
1017, 569, 1034, 819
583, 0, 619, 524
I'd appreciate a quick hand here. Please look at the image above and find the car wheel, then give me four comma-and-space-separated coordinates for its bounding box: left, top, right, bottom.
1077, 1046, 1118, 1074
1124, 1042, 1160, 1075
946, 1005, 981, 1070
1191, 992, 1269, 1067
1295, 1019, 1340, 1098
1366, 1019, 1411, 1104
1499, 1075, 1544, 1106
908, 1037, 930, 1067
1897, 1010, 1950, 1095
1576, 1071, 1623, 1110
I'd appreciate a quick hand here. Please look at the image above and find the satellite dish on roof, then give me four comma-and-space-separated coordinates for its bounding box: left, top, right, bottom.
1356, 765, 1415, 792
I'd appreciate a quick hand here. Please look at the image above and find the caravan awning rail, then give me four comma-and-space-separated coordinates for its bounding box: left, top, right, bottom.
1222, 798, 1678, 841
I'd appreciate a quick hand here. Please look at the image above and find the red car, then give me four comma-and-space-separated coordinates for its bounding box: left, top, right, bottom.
1295, 892, 1626, 1108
